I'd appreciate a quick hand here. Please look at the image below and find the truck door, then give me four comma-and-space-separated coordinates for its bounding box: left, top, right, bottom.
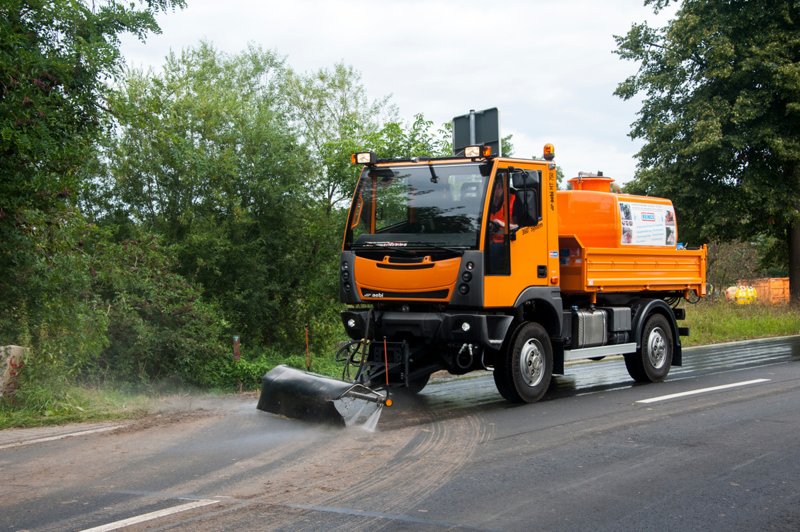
485, 171, 512, 275
484, 164, 553, 307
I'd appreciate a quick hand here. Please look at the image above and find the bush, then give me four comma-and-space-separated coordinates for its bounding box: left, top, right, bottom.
89, 232, 229, 387
0, 210, 110, 411
209, 343, 344, 391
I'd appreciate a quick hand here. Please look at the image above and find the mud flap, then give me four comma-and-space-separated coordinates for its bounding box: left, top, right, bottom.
257, 365, 388, 428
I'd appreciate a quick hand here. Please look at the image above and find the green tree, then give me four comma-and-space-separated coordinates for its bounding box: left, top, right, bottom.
0, 0, 184, 219
87, 229, 228, 386
104, 43, 314, 350
367, 114, 453, 159
286, 63, 397, 214
105, 52, 463, 371
614, 0, 800, 302
0, 0, 185, 400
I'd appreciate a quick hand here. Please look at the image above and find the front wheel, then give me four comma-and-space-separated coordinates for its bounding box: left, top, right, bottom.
494, 322, 553, 403
402, 372, 431, 394
625, 313, 673, 383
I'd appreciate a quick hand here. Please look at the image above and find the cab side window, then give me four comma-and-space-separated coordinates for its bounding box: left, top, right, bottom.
510, 169, 541, 228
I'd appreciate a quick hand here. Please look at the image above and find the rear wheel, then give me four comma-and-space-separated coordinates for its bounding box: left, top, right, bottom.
494, 322, 553, 403
625, 313, 673, 382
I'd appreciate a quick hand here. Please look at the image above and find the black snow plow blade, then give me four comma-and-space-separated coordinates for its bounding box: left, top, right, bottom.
257, 365, 390, 427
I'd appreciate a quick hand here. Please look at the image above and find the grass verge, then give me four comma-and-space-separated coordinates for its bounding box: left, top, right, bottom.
0, 386, 154, 430
681, 300, 800, 347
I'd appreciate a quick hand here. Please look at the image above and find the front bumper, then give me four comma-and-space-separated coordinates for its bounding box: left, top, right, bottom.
341, 309, 513, 350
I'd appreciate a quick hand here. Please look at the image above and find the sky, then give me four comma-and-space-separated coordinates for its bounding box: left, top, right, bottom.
120, 0, 675, 184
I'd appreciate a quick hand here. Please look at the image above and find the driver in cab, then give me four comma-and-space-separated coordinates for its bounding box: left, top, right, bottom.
488, 174, 519, 241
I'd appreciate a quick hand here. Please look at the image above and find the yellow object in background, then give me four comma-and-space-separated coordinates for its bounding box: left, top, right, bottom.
734, 286, 758, 305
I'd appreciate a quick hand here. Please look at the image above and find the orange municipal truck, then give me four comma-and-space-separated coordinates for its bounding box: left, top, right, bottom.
334, 144, 707, 404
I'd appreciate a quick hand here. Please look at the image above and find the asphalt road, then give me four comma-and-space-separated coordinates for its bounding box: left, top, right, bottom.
1, 336, 799, 531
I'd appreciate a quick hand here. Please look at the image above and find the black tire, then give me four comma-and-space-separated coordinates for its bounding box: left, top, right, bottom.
625, 313, 673, 383
403, 372, 431, 394
494, 322, 553, 403
367, 371, 430, 395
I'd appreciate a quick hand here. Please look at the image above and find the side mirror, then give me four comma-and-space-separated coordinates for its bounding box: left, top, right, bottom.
511, 170, 540, 189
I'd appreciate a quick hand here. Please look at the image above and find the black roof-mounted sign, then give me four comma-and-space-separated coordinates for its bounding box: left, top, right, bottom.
452, 107, 500, 157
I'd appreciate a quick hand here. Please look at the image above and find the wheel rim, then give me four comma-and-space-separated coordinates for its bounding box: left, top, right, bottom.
519, 338, 546, 387
647, 326, 668, 369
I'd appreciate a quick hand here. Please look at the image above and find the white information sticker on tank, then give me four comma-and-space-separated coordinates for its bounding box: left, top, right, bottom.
619, 201, 676, 246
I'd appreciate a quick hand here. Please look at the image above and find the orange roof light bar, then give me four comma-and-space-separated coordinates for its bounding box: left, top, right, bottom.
543, 143, 555, 161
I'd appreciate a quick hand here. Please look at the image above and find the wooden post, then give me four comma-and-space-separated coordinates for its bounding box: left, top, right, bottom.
305, 326, 311, 371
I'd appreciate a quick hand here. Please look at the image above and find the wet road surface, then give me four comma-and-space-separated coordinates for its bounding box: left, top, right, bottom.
380, 335, 800, 429
1, 336, 799, 531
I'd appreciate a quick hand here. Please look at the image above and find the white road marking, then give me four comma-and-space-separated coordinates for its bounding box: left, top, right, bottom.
80, 499, 219, 532
636, 379, 771, 404
0, 425, 123, 450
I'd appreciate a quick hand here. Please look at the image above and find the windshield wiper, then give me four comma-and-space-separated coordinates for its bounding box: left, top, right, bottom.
352, 242, 465, 256
406, 242, 466, 256
352, 243, 416, 255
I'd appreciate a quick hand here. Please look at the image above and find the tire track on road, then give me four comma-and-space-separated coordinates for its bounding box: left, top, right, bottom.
272, 410, 491, 530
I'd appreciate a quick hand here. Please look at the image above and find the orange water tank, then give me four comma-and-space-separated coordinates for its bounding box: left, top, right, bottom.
557, 176, 678, 248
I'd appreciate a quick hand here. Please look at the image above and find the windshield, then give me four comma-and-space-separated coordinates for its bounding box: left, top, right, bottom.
344, 162, 491, 250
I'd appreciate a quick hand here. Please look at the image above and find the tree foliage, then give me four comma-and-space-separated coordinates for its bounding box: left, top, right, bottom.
103, 43, 316, 350
88, 229, 227, 385
615, 0, 800, 301
1, 2, 487, 404
0, 0, 186, 397
286, 63, 396, 214
1, 0, 185, 221
102, 46, 456, 371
